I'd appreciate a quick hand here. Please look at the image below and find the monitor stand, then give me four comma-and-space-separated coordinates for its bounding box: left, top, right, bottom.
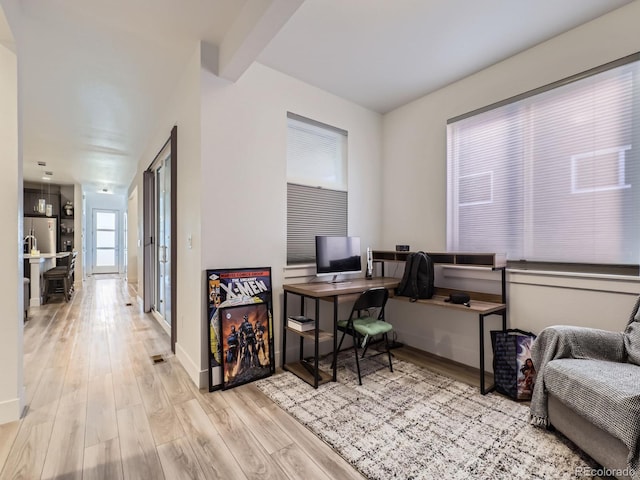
328, 275, 351, 285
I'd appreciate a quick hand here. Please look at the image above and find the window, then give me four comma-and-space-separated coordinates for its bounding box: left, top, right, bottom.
287, 113, 348, 264
447, 53, 640, 266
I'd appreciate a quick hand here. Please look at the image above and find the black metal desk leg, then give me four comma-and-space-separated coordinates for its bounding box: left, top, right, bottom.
314, 298, 320, 387
479, 313, 486, 394
299, 295, 305, 362
332, 296, 338, 382
282, 291, 288, 368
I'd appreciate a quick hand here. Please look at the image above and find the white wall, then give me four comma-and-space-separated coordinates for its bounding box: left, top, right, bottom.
126, 187, 138, 286
0, 33, 23, 423
130, 43, 203, 385
382, 1, 640, 369
83, 191, 127, 275
199, 62, 383, 386
131, 49, 383, 388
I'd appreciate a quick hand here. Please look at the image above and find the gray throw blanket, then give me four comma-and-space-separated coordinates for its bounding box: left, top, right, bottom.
530, 296, 640, 478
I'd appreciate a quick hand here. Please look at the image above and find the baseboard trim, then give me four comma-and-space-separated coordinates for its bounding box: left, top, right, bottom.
0, 395, 23, 425
175, 342, 208, 389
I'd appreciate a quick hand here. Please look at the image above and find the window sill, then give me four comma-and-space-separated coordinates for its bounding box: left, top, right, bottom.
507, 268, 640, 295
284, 263, 316, 280
440, 264, 640, 295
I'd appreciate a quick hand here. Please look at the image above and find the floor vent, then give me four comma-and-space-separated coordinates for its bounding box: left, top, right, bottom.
151, 354, 165, 364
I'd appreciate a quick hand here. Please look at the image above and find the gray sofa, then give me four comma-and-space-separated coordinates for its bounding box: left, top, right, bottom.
531, 296, 640, 480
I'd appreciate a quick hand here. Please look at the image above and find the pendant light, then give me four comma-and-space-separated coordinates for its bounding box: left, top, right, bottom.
37, 182, 46, 214
45, 175, 52, 217
37, 161, 46, 213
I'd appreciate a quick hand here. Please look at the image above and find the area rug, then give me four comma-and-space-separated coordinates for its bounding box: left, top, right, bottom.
256, 353, 598, 479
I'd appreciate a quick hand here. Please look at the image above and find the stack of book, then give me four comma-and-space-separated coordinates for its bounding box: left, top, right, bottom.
287, 315, 315, 332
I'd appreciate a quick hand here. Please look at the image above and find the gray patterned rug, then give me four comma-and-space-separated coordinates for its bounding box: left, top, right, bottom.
256, 353, 598, 479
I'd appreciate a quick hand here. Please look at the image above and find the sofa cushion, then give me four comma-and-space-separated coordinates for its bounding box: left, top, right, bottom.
545, 358, 640, 460
625, 321, 640, 366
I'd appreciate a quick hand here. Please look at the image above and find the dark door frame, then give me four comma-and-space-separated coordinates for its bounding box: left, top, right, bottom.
143, 125, 177, 353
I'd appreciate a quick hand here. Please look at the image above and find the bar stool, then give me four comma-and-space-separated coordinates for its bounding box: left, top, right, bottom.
23, 278, 30, 320
43, 252, 77, 303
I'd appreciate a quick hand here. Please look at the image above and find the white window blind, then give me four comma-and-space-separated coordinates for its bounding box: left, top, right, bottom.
287, 113, 348, 264
447, 54, 640, 266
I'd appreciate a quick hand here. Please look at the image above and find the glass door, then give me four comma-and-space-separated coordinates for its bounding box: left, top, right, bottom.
93, 209, 119, 274
155, 156, 171, 327
143, 126, 176, 352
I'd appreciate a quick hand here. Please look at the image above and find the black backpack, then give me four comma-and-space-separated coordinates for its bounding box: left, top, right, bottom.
396, 251, 434, 301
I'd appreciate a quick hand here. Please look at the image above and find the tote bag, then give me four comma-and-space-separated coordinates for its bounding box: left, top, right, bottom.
490, 329, 537, 400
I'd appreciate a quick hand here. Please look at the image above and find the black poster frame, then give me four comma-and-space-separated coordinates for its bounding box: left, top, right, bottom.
206, 267, 274, 391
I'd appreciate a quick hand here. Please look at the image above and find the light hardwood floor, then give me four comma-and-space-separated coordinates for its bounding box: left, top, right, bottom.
0, 276, 486, 480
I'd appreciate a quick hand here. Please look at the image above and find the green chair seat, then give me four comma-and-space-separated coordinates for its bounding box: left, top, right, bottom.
337, 316, 377, 329
353, 320, 393, 337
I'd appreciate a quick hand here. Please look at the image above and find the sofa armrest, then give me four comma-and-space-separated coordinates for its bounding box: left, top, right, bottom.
533, 325, 626, 368
530, 325, 626, 428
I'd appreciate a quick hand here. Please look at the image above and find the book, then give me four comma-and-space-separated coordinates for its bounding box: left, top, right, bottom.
287, 316, 315, 332
288, 321, 315, 332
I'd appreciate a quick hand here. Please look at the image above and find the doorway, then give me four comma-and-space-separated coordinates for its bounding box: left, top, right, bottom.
143, 126, 177, 352
93, 209, 119, 274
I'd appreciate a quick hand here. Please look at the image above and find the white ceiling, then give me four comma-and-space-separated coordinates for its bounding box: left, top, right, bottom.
0, 0, 633, 194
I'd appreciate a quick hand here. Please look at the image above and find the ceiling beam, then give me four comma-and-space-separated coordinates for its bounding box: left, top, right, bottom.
218, 0, 304, 82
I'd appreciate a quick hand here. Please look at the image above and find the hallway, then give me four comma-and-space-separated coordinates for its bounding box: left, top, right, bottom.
0, 277, 362, 480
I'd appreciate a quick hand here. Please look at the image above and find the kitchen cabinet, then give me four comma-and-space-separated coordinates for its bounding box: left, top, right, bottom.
23, 183, 75, 251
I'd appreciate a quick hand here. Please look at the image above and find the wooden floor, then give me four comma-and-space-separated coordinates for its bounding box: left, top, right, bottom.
0, 276, 484, 480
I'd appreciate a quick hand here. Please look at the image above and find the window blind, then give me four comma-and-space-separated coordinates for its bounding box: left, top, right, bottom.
287, 183, 347, 264
447, 54, 640, 266
287, 113, 348, 264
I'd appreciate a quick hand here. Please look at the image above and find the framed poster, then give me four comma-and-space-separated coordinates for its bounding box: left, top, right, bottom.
219, 302, 273, 389
206, 267, 274, 391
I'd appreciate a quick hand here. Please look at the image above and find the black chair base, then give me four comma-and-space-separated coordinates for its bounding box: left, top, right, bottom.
43, 252, 77, 304
331, 287, 394, 385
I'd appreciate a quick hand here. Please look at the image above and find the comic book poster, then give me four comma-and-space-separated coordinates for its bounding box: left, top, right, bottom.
206, 267, 273, 391
516, 335, 537, 400
220, 303, 272, 389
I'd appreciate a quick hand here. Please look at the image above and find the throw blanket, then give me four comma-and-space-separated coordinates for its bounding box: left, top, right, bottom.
531, 295, 640, 479
530, 326, 626, 426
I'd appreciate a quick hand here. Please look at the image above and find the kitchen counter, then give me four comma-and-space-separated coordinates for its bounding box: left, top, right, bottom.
23, 251, 70, 260
23, 251, 72, 306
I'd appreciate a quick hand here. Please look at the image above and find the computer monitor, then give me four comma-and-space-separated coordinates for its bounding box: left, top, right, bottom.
315, 236, 362, 281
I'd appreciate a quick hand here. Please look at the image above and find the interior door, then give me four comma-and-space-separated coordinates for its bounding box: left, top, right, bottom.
155, 156, 171, 327
93, 209, 119, 274
143, 126, 177, 352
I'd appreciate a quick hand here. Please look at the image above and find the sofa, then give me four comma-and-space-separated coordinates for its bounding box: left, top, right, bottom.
530, 296, 640, 480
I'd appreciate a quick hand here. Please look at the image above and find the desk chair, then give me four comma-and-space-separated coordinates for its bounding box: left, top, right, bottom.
43, 251, 77, 303
334, 287, 393, 385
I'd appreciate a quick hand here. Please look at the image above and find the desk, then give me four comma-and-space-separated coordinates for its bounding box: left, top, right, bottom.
282, 277, 400, 388
372, 250, 508, 395
392, 292, 506, 394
